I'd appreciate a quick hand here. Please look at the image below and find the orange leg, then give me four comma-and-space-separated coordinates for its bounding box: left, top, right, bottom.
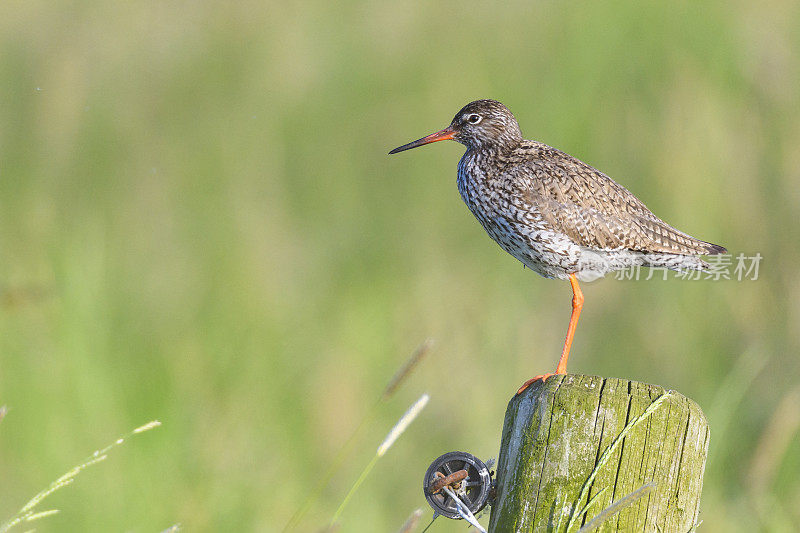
517, 273, 584, 395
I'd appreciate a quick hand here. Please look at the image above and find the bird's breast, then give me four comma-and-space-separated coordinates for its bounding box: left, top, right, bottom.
457, 156, 493, 215
456, 154, 576, 277
457, 155, 525, 225
457, 158, 526, 244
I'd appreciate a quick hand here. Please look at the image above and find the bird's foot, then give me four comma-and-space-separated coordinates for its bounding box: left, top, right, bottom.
516, 373, 564, 395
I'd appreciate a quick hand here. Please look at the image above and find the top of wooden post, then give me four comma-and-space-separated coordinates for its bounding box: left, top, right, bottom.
489, 374, 709, 532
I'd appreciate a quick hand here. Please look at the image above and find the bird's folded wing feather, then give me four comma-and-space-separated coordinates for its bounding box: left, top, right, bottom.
513, 144, 720, 255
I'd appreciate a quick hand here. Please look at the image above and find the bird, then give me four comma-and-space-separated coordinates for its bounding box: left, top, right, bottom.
388, 99, 725, 395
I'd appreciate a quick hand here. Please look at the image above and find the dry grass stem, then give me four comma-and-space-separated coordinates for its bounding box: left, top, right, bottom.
330, 394, 429, 526
577, 483, 655, 532
377, 393, 429, 456
284, 341, 433, 532
383, 339, 433, 399
566, 391, 672, 532
397, 509, 423, 533
0, 420, 161, 533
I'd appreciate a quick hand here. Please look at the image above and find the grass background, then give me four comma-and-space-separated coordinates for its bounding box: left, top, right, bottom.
0, 0, 798, 531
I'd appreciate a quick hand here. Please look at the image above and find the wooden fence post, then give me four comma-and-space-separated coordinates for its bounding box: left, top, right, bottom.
488, 374, 709, 532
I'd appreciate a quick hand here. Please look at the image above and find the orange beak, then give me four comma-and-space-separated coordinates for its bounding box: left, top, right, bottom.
389, 127, 457, 154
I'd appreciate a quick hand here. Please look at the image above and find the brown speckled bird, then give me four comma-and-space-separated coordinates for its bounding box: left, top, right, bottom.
389, 99, 725, 394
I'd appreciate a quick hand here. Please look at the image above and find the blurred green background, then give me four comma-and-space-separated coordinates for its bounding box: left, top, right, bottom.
0, 0, 798, 531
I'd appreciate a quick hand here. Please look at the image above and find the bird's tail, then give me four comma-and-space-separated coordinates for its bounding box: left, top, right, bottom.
701, 241, 727, 255
643, 253, 711, 272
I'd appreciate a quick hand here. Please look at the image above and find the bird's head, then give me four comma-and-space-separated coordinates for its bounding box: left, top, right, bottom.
389, 99, 523, 154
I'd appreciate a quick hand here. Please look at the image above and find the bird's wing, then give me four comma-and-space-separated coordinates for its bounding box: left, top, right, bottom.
512, 142, 724, 255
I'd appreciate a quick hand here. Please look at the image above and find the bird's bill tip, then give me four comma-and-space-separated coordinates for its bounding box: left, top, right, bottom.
388, 127, 456, 154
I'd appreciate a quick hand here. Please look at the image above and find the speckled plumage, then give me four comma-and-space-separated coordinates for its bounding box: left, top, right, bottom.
439, 100, 726, 282
389, 99, 727, 388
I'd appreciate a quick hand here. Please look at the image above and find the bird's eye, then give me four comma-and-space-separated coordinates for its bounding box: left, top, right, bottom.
467, 114, 482, 124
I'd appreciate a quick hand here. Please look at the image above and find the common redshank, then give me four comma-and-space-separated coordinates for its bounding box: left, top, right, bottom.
389, 99, 725, 394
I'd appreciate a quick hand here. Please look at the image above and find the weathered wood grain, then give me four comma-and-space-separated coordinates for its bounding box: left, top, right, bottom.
488, 374, 709, 532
